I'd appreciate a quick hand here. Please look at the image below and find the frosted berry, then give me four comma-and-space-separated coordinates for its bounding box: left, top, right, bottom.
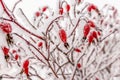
23, 59, 29, 69
24, 67, 29, 76
74, 48, 81, 52
38, 42, 43, 47
83, 24, 90, 38
1, 22, 12, 34
35, 11, 40, 17
87, 4, 97, 12
42, 6, 47, 12
15, 54, 19, 60
66, 4, 70, 12
2, 46, 9, 56
88, 34, 94, 44
77, 63, 81, 68
92, 31, 97, 39
59, 8, 64, 15
59, 29, 67, 43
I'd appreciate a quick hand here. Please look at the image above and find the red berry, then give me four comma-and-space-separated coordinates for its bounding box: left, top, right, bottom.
92, 31, 97, 39
1, 22, 12, 33
12, 50, 16, 54
38, 42, 43, 47
88, 34, 94, 44
15, 54, 19, 60
83, 24, 90, 38
42, 6, 47, 12
77, 63, 81, 68
2, 46, 9, 56
59, 29, 67, 43
87, 4, 97, 12
59, 8, 64, 15
74, 48, 81, 52
88, 20, 95, 28
97, 31, 101, 36
24, 67, 29, 76
23, 60, 29, 69
35, 11, 40, 17
66, 4, 70, 12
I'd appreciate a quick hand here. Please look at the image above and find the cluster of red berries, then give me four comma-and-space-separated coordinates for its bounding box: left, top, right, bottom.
2, 46, 9, 60
83, 20, 101, 44
35, 6, 48, 17
2, 47, 19, 61
12, 49, 19, 60
87, 4, 99, 13
59, 3, 70, 15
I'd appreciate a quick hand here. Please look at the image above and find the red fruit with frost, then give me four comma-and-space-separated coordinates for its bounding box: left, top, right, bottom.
92, 31, 97, 39
59, 29, 67, 43
74, 48, 81, 52
2, 46, 9, 56
38, 42, 43, 47
77, 63, 81, 68
35, 11, 40, 17
42, 6, 47, 12
12, 50, 17, 54
15, 54, 19, 60
87, 4, 97, 12
97, 31, 101, 36
23, 60, 29, 69
83, 24, 90, 38
1, 23, 12, 34
88, 34, 94, 44
59, 8, 64, 15
66, 4, 70, 12
24, 67, 29, 76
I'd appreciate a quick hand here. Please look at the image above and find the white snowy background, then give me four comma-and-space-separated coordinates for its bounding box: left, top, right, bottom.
0, 0, 120, 80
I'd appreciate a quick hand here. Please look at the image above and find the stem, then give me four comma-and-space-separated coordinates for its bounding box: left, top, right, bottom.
13, 33, 47, 60
0, 0, 44, 40
45, 16, 63, 35
0, 0, 13, 20
18, 8, 37, 29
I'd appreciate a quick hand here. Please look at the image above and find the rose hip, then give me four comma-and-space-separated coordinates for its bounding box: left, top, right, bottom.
2, 46, 9, 56
24, 67, 29, 76
35, 11, 40, 17
23, 59, 29, 69
66, 4, 70, 12
15, 54, 19, 60
59, 8, 64, 15
59, 29, 67, 43
74, 48, 81, 52
0, 22, 12, 34
59, 29, 69, 48
77, 63, 81, 68
83, 24, 90, 39
42, 6, 47, 12
92, 31, 97, 39
87, 4, 97, 12
38, 42, 43, 47
88, 33, 94, 44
